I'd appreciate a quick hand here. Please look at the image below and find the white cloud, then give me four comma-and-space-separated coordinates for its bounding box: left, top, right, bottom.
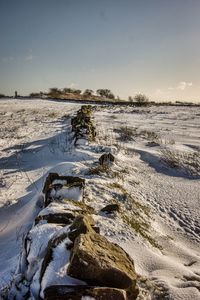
168, 81, 193, 91
177, 81, 192, 90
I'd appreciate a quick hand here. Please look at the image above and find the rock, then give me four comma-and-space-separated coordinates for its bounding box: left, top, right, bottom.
68, 215, 95, 242
43, 173, 85, 194
42, 173, 61, 194
67, 232, 138, 298
71, 105, 96, 145
43, 173, 85, 207
101, 203, 120, 214
35, 212, 75, 225
44, 285, 127, 300
99, 153, 115, 166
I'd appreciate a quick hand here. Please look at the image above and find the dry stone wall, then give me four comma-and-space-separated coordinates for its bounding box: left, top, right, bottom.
8, 106, 139, 300
71, 105, 96, 145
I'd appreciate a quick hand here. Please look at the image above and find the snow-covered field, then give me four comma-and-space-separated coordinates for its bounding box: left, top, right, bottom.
0, 98, 80, 289
93, 105, 200, 299
0, 99, 200, 299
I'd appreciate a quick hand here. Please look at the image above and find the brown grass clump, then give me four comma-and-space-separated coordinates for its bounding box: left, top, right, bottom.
160, 148, 200, 176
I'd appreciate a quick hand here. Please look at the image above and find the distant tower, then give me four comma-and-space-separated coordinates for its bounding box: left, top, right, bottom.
15, 91, 18, 98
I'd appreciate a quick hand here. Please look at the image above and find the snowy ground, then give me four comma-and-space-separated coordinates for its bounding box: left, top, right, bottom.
92, 105, 200, 299
0, 98, 80, 288
0, 99, 200, 299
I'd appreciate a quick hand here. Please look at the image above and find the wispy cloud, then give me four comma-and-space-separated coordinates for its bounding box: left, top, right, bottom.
168, 81, 193, 91
25, 54, 33, 61
1, 56, 14, 63
177, 81, 193, 90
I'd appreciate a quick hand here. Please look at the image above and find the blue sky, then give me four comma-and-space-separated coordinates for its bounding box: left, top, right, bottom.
0, 0, 200, 101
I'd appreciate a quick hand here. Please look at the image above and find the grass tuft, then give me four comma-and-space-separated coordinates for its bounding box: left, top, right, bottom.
160, 148, 200, 176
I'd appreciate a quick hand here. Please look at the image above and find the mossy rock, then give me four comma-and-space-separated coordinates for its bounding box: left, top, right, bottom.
43, 173, 85, 194
35, 212, 76, 225
68, 232, 138, 297
68, 214, 96, 242
43, 173, 85, 207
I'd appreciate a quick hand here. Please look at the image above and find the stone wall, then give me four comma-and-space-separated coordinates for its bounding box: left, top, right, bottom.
8, 106, 139, 300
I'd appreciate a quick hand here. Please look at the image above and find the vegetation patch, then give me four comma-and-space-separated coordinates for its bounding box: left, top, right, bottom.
160, 148, 200, 176
138, 129, 159, 142
107, 182, 128, 194
114, 126, 136, 142
117, 192, 161, 249
87, 165, 125, 180
122, 214, 162, 249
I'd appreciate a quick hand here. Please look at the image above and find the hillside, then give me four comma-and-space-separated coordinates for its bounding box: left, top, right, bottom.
0, 99, 200, 299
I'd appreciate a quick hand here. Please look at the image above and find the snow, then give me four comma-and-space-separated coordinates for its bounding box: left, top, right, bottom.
49, 185, 83, 201
52, 179, 67, 185
40, 238, 86, 298
0, 99, 200, 299
0, 98, 80, 290
92, 105, 200, 299
26, 223, 62, 281
38, 202, 82, 217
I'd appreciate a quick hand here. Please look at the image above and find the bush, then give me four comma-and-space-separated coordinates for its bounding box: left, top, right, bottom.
128, 96, 134, 102
96, 89, 115, 99
134, 94, 149, 104
83, 89, 94, 97
114, 126, 135, 142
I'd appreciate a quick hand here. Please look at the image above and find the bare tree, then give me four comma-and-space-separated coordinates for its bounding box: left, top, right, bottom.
134, 93, 149, 103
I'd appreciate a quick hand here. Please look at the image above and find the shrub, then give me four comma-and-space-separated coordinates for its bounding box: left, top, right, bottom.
83, 89, 94, 97
96, 89, 115, 99
128, 96, 134, 102
114, 126, 136, 142
134, 93, 149, 104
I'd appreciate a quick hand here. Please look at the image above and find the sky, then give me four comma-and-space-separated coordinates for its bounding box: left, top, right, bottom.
0, 0, 200, 101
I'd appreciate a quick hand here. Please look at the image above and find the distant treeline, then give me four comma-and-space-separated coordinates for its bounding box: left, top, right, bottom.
1, 89, 199, 106
30, 88, 154, 105
30, 88, 117, 101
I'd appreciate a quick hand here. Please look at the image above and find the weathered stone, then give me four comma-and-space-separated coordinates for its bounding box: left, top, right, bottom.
43, 173, 85, 194
68, 232, 138, 295
71, 105, 96, 145
35, 212, 75, 225
99, 152, 115, 166
42, 173, 60, 194
44, 285, 127, 300
101, 203, 120, 214
68, 215, 95, 242
43, 173, 85, 207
